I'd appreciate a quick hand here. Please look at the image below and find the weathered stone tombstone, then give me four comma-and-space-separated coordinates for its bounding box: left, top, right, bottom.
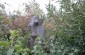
28, 15, 45, 49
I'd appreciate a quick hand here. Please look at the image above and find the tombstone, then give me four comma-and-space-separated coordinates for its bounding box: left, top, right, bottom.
37, 19, 45, 37
28, 15, 45, 49
29, 16, 44, 37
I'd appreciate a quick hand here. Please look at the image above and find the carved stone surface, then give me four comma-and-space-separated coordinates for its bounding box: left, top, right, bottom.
29, 16, 44, 37
28, 16, 45, 49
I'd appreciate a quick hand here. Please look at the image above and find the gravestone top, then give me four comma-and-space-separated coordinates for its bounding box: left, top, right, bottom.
29, 16, 44, 37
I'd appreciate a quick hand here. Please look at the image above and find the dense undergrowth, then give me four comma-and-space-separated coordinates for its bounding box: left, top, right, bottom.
0, 0, 85, 55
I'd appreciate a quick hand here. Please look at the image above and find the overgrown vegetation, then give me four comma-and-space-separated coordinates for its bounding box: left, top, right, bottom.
0, 0, 85, 55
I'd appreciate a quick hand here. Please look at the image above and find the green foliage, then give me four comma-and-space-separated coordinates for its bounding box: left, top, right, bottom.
0, 0, 85, 55
7, 48, 14, 55
0, 16, 4, 19
0, 41, 10, 47
10, 30, 19, 37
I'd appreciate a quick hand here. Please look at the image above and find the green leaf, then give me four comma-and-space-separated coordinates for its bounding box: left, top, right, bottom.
7, 48, 14, 55
23, 48, 30, 52
68, 53, 74, 55
14, 45, 22, 52
0, 41, 10, 47
10, 30, 19, 37
57, 49, 62, 52
0, 16, 4, 19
